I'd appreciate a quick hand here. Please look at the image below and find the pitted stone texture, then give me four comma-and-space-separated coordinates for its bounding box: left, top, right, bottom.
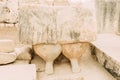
0, 52, 17, 64
19, 4, 96, 44
0, 0, 18, 23
0, 39, 15, 53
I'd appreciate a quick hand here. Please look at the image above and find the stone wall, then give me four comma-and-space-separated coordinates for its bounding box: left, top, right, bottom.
19, 1, 96, 45
95, 0, 120, 33
1, 0, 120, 43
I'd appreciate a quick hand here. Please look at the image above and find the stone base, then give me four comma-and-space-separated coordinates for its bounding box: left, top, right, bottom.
36, 45, 115, 80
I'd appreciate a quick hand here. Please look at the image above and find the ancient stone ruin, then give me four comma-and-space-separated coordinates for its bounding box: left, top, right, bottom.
0, 0, 120, 80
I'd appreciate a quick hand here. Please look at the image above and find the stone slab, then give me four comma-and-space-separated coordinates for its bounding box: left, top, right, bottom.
0, 64, 36, 80
91, 33, 120, 80
0, 52, 17, 64
19, 4, 96, 44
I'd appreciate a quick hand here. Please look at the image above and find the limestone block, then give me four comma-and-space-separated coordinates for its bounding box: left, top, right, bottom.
33, 44, 61, 74
0, 0, 18, 23
90, 44, 120, 80
15, 47, 32, 60
0, 64, 36, 80
0, 39, 15, 53
19, 4, 96, 44
19, 5, 56, 44
0, 52, 17, 64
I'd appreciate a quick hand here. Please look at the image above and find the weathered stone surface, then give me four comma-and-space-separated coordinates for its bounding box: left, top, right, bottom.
33, 44, 61, 74
90, 34, 120, 80
15, 47, 33, 60
0, 52, 17, 64
37, 45, 115, 80
19, 4, 96, 44
0, 0, 18, 23
19, 0, 54, 5
0, 39, 15, 53
62, 42, 88, 73
0, 23, 19, 43
0, 64, 36, 80
53, 0, 69, 5
95, 0, 120, 33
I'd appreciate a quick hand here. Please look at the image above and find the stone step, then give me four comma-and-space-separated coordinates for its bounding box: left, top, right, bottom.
91, 33, 120, 80
0, 64, 36, 80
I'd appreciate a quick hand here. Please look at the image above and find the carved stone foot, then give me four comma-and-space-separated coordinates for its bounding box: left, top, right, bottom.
33, 44, 61, 74
62, 42, 87, 73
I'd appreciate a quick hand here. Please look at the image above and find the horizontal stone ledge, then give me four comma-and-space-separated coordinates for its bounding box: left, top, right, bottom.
90, 34, 120, 80
0, 0, 18, 23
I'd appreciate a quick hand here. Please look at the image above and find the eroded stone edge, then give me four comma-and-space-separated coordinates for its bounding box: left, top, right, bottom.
90, 43, 120, 80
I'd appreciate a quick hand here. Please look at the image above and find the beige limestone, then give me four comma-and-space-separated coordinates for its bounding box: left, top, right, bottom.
62, 42, 88, 73
0, 52, 17, 64
33, 44, 61, 74
37, 45, 115, 80
0, 64, 36, 80
15, 47, 32, 60
0, 25, 19, 43
31, 55, 45, 72
91, 34, 120, 80
53, 0, 69, 5
0, 39, 15, 53
0, 0, 18, 23
19, 4, 96, 44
